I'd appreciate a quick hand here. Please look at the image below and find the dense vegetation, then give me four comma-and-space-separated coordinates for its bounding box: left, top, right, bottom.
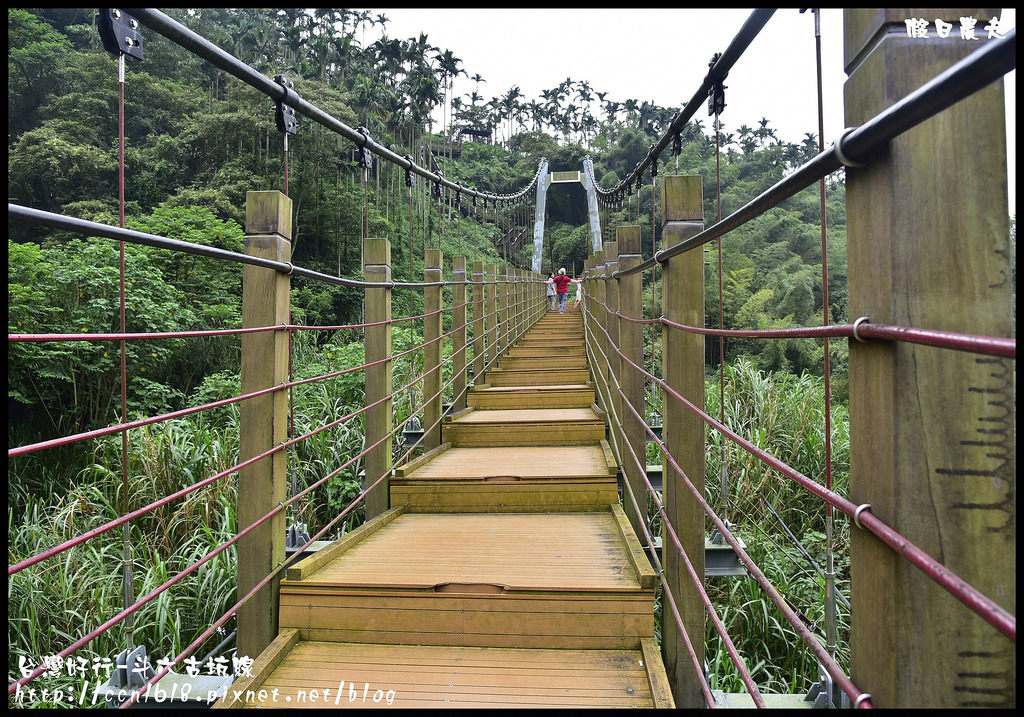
10, 8, 860, 706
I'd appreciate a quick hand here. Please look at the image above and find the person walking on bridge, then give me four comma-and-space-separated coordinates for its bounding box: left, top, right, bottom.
546, 272, 557, 311
551, 267, 579, 314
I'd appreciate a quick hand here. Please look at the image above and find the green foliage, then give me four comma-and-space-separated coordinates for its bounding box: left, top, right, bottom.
8, 8, 75, 137
9, 10, 869, 706
8, 421, 238, 706
701, 360, 850, 693
8, 237, 196, 436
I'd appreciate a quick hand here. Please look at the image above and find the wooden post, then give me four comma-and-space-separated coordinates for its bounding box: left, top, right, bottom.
617, 226, 646, 546
511, 268, 521, 346
498, 264, 509, 357
660, 175, 704, 708
582, 259, 594, 362
451, 255, 468, 412
423, 249, 443, 450
485, 263, 497, 377
363, 237, 392, 521
844, 8, 1014, 708
472, 261, 485, 384
591, 249, 608, 414
603, 240, 622, 467
237, 190, 291, 662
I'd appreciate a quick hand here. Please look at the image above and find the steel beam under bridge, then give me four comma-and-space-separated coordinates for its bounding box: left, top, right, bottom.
531, 160, 603, 272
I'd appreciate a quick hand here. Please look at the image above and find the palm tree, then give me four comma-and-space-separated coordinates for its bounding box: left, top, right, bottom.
500, 86, 522, 147
603, 99, 620, 124
371, 34, 403, 86
399, 32, 437, 150
622, 98, 639, 127
800, 132, 820, 162
486, 97, 503, 145
232, 8, 278, 73
435, 48, 465, 159
737, 124, 757, 154
541, 88, 560, 135
470, 73, 486, 96
353, 9, 373, 47
756, 117, 778, 148
524, 100, 545, 133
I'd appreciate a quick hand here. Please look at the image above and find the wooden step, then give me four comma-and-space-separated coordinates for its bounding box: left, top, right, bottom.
485, 367, 591, 388
278, 507, 657, 650
442, 407, 604, 446
215, 633, 673, 708
498, 355, 587, 371
523, 332, 584, 340
511, 342, 584, 353
391, 443, 618, 512
507, 345, 585, 357
468, 384, 595, 410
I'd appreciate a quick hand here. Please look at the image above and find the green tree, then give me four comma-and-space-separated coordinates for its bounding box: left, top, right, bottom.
8, 237, 198, 436
8, 8, 74, 140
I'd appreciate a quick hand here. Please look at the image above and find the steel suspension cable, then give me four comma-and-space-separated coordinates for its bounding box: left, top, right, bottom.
644, 321, 1015, 641
116, 50, 136, 656
812, 7, 839, 668
713, 96, 728, 530
582, 297, 870, 706
581, 297, 769, 706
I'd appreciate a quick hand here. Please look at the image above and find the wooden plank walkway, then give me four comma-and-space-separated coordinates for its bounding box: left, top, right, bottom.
215, 306, 674, 709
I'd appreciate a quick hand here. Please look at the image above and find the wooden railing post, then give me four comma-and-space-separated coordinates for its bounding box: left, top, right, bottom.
582, 258, 594, 363
616, 226, 646, 546
537, 269, 546, 324
472, 261, 485, 384
591, 249, 608, 416
844, 9, 1014, 708
451, 255, 468, 412
237, 190, 291, 662
511, 268, 521, 345
485, 263, 497, 377
363, 237, 392, 521
498, 263, 509, 356
660, 175, 704, 708
423, 249, 443, 450
603, 239, 622, 465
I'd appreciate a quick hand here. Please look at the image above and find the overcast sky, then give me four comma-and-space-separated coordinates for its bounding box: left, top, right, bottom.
362, 8, 1015, 216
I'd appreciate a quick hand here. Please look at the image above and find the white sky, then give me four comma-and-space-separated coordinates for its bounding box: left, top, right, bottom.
362, 8, 1015, 217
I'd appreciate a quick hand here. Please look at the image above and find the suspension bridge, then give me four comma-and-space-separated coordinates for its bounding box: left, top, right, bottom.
7, 8, 1016, 710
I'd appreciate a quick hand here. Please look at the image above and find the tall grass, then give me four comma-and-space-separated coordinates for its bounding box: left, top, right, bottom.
9, 343, 850, 706
8, 327, 424, 707
8, 424, 238, 709
701, 359, 851, 695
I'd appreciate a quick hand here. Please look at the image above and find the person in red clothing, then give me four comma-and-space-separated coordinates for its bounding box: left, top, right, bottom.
551, 267, 580, 314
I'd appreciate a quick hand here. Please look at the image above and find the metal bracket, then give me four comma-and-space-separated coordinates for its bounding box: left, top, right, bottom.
273, 75, 298, 135
97, 644, 155, 707
96, 642, 232, 707
804, 664, 852, 708
355, 127, 372, 170
706, 523, 747, 577
403, 156, 416, 188
98, 9, 143, 61
285, 522, 310, 551
707, 53, 727, 116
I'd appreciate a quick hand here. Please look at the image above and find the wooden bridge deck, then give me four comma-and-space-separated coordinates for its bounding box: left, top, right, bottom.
216, 308, 674, 709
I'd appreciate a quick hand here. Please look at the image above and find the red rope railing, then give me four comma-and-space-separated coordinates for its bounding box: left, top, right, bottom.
589, 293, 1015, 642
